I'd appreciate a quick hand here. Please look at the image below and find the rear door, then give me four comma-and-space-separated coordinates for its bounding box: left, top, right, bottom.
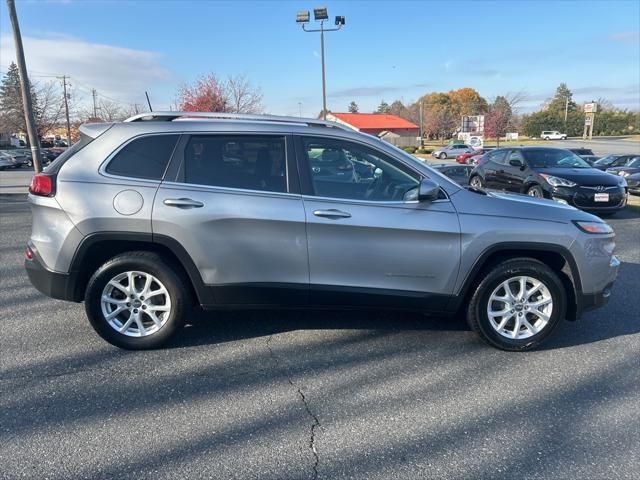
482, 149, 507, 189
296, 135, 461, 309
153, 133, 309, 306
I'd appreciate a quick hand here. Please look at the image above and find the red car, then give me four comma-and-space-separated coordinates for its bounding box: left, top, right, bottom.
456, 147, 495, 165
456, 151, 482, 164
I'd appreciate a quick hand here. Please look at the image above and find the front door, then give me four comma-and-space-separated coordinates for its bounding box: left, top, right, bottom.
296, 135, 461, 310
153, 133, 309, 305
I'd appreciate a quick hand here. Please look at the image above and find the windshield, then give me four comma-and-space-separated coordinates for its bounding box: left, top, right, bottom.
594, 155, 618, 166
523, 149, 591, 168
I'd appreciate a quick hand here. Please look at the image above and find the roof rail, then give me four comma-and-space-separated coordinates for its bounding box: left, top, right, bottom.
123, 111, 350, 130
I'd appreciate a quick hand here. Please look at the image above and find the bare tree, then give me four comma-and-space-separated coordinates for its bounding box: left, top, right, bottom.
226, 74, 263, 113
34, 81, 65, 138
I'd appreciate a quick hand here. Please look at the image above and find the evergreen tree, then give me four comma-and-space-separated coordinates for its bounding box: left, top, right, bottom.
348, 101, 359, 113
0, 62, 28, 136
545, 83, 577, 114
375, 100, 390, 114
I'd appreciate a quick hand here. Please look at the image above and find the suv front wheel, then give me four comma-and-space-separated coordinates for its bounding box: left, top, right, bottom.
85, 251, 188, 349
466, 258, 566, 351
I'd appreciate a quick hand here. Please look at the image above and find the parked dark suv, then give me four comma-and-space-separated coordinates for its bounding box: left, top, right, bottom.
469, 147, 627, 214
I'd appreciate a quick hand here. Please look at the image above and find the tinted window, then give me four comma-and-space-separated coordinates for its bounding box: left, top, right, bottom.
507, 150, 525, 163
106, 135, 178, 180
488, 149, 507, 164
594, 155, 619, 166
523, 149, 591, 168
180, 135, 286, 193
302, 137, 419, 201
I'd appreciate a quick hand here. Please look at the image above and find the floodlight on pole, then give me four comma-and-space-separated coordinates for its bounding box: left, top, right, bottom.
313, 7, 328, 20
296, 6, 345, 120
296, 10, 310, 23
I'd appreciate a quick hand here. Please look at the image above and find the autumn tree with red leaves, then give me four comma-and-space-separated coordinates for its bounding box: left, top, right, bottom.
176, 74, 263, 113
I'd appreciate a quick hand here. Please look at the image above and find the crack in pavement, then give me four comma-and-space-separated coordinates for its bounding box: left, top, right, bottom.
266, 336, 320, 480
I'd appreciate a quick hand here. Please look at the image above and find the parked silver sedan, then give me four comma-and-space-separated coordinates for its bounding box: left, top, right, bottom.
432, 144, 475, 160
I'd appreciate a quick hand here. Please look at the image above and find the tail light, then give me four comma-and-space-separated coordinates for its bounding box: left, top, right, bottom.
25, 246, 34, 260
29, 173, 55, 197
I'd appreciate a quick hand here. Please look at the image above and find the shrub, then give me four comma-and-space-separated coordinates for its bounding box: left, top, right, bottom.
402, 146, 417, 154
416, 148, 433, 154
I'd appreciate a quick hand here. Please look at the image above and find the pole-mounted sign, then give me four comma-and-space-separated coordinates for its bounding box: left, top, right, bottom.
583, 103, 597, 140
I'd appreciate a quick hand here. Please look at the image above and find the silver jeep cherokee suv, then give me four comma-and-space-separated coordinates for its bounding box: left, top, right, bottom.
25, 112, 620, 351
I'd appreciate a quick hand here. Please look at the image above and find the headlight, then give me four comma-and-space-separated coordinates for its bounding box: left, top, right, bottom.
540, 173, 577, 187
573, 220, 613, 234
620, 171, 630, 177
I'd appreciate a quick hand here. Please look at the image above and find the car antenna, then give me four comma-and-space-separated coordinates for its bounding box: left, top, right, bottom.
145, 91, 153, 112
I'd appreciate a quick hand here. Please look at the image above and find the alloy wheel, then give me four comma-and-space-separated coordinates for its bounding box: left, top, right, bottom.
100, 271, 172, 337
486, 275, 553, 340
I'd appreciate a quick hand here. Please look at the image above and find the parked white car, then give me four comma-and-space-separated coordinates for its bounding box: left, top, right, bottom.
541, 131, 567, 140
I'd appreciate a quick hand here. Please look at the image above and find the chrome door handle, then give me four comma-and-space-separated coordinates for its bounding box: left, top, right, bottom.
163, 198, 204, 208
313, 209, 351, 219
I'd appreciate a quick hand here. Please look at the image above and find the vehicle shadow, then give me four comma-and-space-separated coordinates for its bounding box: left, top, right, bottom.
171, 307, 470, 350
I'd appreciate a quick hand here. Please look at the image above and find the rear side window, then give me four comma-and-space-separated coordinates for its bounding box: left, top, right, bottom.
178, 135, 287, 193
106, 135, 178, 180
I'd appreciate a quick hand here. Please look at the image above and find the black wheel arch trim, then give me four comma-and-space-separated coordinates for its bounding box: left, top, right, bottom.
67, 231, 214, 305
448, 241, 583, 319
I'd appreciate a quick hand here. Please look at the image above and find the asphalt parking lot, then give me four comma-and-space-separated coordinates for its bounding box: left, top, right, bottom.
1, 196, 639, 480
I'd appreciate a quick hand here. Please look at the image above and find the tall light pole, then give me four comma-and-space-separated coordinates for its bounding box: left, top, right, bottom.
6, 0, 44, 172
296, 7, 345, 120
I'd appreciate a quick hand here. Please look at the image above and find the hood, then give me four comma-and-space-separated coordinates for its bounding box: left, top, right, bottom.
453, 187, 598, 223
487, 190, 577, 210
535, 167, 619, 186
607, 166, 640, 175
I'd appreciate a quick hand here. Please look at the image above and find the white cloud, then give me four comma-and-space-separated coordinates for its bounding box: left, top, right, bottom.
0, 33, 173, 105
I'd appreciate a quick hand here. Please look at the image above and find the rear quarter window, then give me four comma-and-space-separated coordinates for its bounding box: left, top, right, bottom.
106, 134, 179, 180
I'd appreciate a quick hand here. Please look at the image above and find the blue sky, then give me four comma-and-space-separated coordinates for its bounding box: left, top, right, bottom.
1, 0, 639, 116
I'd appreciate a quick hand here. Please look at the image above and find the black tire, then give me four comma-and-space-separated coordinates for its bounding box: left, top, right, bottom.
466, 258, 566, 351
84, 251, 188, 349
526, 185, 544, 198
469, 175, 484, 188
439, 152, 447, 160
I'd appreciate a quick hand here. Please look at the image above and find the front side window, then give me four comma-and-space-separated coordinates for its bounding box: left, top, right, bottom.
508, 150, 525, 163
488, 149, 507, 164
524, 148, 591, 169
180, 135, 287, 193
106, 134, 178, 180
302, 137, 419, 201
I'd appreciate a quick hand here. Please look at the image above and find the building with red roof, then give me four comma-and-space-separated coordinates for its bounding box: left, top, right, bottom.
326, 112, 419, 137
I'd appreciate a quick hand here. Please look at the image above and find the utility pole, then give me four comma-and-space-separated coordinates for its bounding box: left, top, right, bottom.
91, 89, 98, 119
59, 75, 72, 145
298, 102, 303, 117
6, 0, 44, 172
564, 95, 569, 129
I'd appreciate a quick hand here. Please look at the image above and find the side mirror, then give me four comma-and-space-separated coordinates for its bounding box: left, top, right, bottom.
418, 178, 440, 201
509, 159, 523, 167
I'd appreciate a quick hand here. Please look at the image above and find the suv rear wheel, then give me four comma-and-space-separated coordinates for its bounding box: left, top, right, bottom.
84, 251, 187, 349
466, 258, 566, 351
